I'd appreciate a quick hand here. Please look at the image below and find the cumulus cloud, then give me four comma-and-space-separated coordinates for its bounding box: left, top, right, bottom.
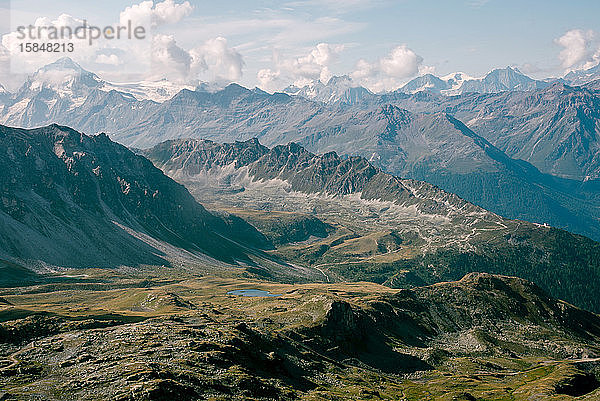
1, 13, 109, 75
0, 1, 200, 77
379, 45, 423, 78
555, 29, 600, 71
95, 54, 121, 66
257, 68, 281, 92
192, 37, 244, 82
0, 0, 247, 85
257, 42, 429, 92
351, 44, 429, 92
148, 35, 243, 83
257, 42, 344, 90
151, 34, 192, 80
120, 0, 193, 28
153, 0, 193, 24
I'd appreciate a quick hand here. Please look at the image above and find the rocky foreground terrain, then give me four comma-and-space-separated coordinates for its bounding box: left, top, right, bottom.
0, 270, 600, 400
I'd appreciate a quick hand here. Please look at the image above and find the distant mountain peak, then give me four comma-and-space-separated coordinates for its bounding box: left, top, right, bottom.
326, 74, 353, 85
283, 75, 374, 104
399, 66, 547, 95
486, 65, 529, 78
564, 62, 600, 86
19, 57, 103, 101
501, 65, 521, 73
39, 57, 86, 73
222, 82, 251, 94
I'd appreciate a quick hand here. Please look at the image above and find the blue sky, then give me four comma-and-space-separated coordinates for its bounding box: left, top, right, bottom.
1, 0, 599, 91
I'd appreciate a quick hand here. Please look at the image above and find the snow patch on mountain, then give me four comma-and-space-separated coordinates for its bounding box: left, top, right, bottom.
564, 62, 600, 86
283, 75, 375, 104
399, 67, 547, 95
102, 79, 197, 103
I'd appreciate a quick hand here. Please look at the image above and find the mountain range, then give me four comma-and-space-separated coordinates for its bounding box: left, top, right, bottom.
402, 66, 550, 95
3, 123, 600, 313
0, 58, 194, 128
0, 124, 327, 284
278, 67, 548, 103
1, 58, 600, 244
279, 65, 584, 101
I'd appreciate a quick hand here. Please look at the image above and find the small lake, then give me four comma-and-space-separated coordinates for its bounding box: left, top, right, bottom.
227, 289, 282, 297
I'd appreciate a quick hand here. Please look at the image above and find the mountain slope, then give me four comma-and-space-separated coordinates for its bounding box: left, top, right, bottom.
145, 138, 600, 313
0, 83, 10, 104
127, 96, 600, 240
0, 124, 272, 270
565, 63, 600, 86
440, 82, 600, 181
584, 79, 600, 91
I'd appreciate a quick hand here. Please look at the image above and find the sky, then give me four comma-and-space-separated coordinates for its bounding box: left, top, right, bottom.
0, 0, 599, 92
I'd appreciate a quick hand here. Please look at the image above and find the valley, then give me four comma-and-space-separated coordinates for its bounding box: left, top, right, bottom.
145, 138, 600, 314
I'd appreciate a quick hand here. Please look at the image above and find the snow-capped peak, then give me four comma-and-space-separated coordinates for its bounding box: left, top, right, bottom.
20, 57, 103, 103
440, 71, 477, 82
12, 57, 196, 105
38, 57, 87, 74
399, 67, 546, 96
101, 79, 198, 103
283, 75, 373, 104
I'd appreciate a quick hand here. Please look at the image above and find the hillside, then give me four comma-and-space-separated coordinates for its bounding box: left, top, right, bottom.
145, 138, 600, 313
0, 124, 321, 284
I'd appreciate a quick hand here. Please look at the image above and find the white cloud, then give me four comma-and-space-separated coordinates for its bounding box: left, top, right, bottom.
379, 45, 423, 78
351, 58, 375, 81
257, 68, 281, 91
555, 29, 599, 71
151, 34, 192, 81
1, 13, 109, 75
351, 44, 429, 92
256, 42, 430, 92
257, 42, 344, 89
153, 0, 193, 25
147, 35, 243, 83
96, 54, 121, 66
192, 37, 244, 82
120, 0, 193, 28
0, 2, 200, 78
0, 1, 247, 86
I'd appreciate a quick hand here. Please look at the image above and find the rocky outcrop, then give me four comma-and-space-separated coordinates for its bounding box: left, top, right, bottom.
0, 124, 269, 269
